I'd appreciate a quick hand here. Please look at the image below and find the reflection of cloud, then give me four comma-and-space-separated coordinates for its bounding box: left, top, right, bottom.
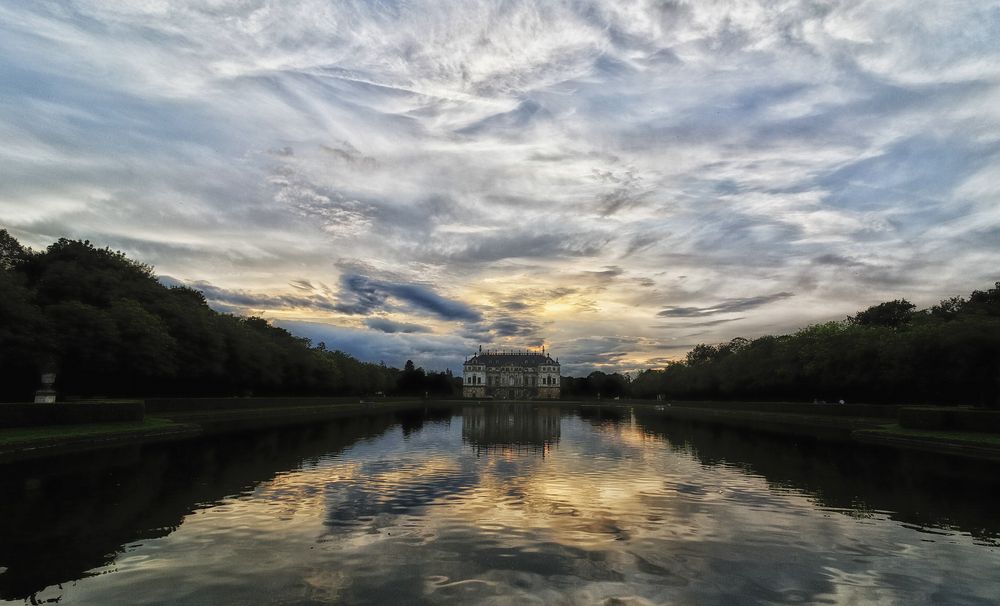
34, 407, 1000, 605
324, 458, 476, 527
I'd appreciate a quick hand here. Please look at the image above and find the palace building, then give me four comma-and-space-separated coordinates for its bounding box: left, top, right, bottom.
462, 347, 561, 400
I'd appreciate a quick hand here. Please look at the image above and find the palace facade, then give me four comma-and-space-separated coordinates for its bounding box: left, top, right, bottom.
462, 347, 561, 400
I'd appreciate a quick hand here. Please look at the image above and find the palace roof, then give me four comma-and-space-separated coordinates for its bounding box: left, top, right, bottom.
464, 351, 558, 367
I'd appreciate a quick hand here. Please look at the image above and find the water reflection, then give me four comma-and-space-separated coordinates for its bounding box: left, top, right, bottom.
632, 409, 1000, 545
461, 405, 560, 455
0, 410, 409, 602
1, 404, 999, 605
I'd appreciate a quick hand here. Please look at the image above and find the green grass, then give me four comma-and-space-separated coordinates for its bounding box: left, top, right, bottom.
857, 424, 1000, 447
0, 417, 179, 447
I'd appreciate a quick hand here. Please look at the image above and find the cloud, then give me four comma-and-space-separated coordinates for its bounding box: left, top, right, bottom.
582, 266, 625, 281
2, 0, 999, 373
278, 321, 471, 372
423, 230, 614, 264
455, 99, 552, 138
335, 274, 482, 322
652, 317, 747, 329
658, 293, 795, 318
812, 254, 862, 267
363, 317, 432, 334
160, 276, 340, 313
488, 316, 542, 338
554, 335, 677, 374
591, 169, 652, 216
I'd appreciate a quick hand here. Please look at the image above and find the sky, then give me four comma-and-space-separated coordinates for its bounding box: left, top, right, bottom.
1, 1, 998, 375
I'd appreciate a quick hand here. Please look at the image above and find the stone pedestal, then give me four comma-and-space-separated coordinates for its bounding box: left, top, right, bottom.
34, 372, 57, 403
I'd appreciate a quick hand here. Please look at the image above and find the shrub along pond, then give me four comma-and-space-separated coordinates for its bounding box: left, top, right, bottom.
1, 403, 999, 604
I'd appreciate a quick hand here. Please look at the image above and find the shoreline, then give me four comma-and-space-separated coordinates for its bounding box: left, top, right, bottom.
0, 418, 201, 463
0, 399, 428, 462
626, 400, 1000, 461
2, 398, 999, 463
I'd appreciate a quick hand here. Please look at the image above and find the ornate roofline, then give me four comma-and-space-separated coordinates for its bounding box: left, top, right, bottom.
463, 347, 560, 367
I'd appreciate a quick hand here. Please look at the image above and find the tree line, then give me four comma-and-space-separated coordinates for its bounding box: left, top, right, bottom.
560, 371, 631, 399
630, 284, 1000, 408
0, 231, 459, 401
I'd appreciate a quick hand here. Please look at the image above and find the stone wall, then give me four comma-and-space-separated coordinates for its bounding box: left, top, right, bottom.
462, 386, 486, 398
536, 387, 561, 400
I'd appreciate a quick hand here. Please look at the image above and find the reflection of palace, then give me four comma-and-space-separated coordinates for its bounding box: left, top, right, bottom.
461, 405, 561, 454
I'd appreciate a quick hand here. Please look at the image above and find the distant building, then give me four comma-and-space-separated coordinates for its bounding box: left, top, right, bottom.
462, 347, 561, 400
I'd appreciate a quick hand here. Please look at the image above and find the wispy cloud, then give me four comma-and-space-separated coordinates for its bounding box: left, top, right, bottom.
658, 293, 795, 318
364, 318, 432, 334
652, 317, 747, 329
160, 276, 340, 314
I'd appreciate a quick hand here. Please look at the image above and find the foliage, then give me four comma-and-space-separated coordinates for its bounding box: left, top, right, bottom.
849, 299, 916, 328
397, 359, 462, 397
561, 371, 630, 399
0, 233, 412, 401
0, 229, 31, 271
631, 283, 1000, 408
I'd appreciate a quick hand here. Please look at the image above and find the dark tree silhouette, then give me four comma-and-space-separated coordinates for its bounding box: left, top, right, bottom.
850, 299, 916, 328
630, 284, 1000, 408
0, 233, 401, 401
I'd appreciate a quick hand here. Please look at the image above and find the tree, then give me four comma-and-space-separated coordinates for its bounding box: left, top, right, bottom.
966, 282, 1000, 316
850, 299, 916, 329
930, 296, 965, 320
0, 229, 31, 270
686, 344, 720, 366
397, 359, 427, 395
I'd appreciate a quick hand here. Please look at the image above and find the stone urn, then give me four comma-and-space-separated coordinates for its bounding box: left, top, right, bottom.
34, 373, 57, 403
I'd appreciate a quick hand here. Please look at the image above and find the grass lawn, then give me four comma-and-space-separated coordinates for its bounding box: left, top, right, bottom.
0, 417, 180, 447
857, 424, 1000, 448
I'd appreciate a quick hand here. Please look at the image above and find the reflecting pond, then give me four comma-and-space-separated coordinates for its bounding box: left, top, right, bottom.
2, 404, 999, 604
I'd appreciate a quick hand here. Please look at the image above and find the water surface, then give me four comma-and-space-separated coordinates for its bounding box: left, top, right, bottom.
1, 404, 999, 605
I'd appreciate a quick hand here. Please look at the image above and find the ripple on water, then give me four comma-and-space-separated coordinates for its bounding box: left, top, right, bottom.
5, 410, 1000, 605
